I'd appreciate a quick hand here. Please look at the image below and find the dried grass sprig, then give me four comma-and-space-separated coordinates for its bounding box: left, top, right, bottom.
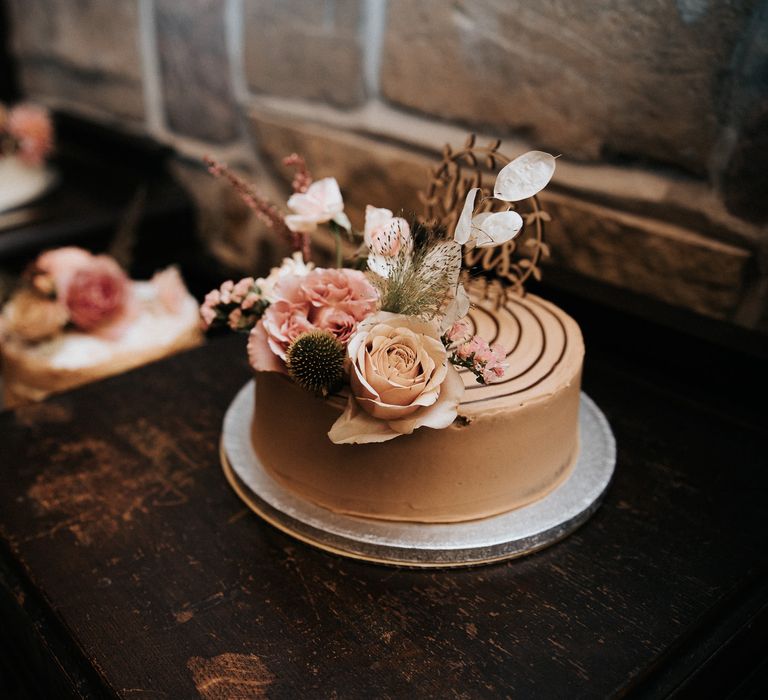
373, 222, 461, 320
204, 155, 309, 258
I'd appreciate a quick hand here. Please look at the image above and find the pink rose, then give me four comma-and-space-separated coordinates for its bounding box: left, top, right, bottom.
65, 256, 130, 331
301, 268, 378, 321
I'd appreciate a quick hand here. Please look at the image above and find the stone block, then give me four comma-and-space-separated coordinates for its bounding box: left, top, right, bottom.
244, 0, 365, 108
7, 0, 144, 120
248, 111, 430, 229
155, 0, 239, 143
247, 111, 754, 319
380, 0, 759, 175
540, 192, 752, 319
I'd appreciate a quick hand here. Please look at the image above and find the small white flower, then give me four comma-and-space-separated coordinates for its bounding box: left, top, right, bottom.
284, 177, 351, 233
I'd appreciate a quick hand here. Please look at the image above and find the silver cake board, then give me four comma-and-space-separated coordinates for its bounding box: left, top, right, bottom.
220, 381, 616, 568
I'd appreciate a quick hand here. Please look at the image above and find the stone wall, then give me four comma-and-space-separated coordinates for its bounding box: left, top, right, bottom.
5, 0, 768, 331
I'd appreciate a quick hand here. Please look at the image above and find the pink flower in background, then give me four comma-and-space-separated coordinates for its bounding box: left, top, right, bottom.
7, 104, 53, 166
65, 256, 130, 331
284, 178, 351, 233
301, 268, 378, 321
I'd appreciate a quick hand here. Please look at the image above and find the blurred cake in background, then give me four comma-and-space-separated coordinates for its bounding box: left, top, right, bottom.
0, 102, 57, 213
0, 247, 202, 407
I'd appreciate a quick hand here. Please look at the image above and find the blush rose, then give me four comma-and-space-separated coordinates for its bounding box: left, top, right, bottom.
328, 312, 464, 444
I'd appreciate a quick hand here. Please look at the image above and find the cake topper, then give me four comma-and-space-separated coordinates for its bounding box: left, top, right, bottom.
420, 134, 554, 302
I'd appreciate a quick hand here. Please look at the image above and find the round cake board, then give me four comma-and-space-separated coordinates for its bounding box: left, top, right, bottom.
220, 381, 616, 568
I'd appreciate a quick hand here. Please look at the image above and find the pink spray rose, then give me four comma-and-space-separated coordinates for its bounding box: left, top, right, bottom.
65, 256, 130, 331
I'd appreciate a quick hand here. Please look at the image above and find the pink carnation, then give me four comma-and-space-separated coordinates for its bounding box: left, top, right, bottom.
244, 263, 379, 373
301, 268, 378, 321
65, 256, 130, 331
314, 306, 357, 344
261, 300, 314, 361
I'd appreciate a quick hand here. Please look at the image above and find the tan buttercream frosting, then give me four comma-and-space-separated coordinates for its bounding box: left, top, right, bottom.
251, 293, 584, 523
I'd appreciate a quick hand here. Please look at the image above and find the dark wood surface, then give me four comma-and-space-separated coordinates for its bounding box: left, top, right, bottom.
0, 292, 767, 698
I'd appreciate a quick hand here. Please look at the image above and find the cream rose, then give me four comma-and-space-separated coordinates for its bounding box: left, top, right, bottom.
1, 288, 68, 342
328, 312, 464, 444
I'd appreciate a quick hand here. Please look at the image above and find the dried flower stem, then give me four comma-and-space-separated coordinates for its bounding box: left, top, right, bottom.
204, 155, 309, 257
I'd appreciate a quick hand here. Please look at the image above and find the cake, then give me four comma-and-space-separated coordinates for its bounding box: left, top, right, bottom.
202, 145, 578, 525
252, 292, 583, 522
1, 248, 202, 407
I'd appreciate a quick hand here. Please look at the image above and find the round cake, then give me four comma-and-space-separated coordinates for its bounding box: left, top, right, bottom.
251, 292, 584, 523
1, 281, 202, 407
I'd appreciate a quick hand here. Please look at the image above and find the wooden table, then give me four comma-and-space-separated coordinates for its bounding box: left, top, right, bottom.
1, 292, 766, 698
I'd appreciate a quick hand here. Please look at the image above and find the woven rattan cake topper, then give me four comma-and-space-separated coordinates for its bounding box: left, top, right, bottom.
420, 135, 553, 301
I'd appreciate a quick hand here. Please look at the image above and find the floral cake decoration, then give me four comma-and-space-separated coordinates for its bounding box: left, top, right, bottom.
0, 247, 190, 343
200, 146, 556, 444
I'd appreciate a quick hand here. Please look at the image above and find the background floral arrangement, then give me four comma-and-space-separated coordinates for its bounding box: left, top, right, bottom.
0, 247, 188, 343
0, 102, 53, 166
201, 149, 555, 444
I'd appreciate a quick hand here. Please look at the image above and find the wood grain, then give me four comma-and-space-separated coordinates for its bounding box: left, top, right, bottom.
0, 306, 766, 697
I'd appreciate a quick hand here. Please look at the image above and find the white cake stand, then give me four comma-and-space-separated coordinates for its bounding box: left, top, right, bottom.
220, 381, 616, 568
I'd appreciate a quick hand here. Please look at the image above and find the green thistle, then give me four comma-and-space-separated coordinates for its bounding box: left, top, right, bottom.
286, 330, 345, 397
